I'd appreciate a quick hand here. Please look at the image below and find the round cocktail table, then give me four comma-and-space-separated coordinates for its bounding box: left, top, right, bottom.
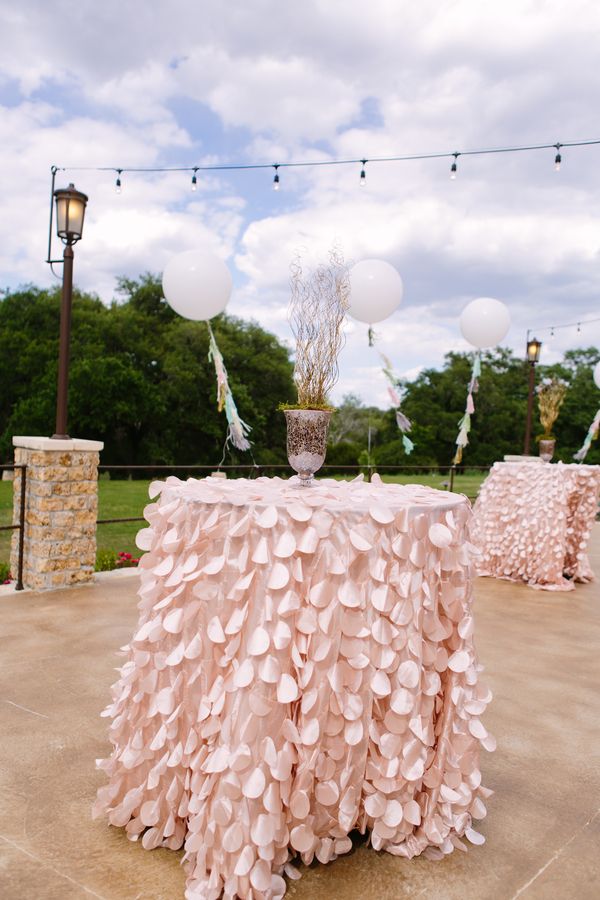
94, 474, 493, 899
472, 461, 600, 591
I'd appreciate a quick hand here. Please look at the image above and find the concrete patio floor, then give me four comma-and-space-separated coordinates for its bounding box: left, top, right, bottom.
1, 529, 599, 900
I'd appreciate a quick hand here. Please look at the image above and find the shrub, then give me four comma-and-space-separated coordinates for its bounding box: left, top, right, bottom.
95, 549, 117, 571
374, 439, 438, 468
325, 440, 362, 473
0, 561, 11, 583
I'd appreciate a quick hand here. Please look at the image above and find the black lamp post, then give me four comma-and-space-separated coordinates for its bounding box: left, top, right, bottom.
51, 183, 88, 439
523, 336, 542, 455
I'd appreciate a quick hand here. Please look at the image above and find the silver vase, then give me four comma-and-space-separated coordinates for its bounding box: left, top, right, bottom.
284, 409, 332, 487
539, 438, 555, 462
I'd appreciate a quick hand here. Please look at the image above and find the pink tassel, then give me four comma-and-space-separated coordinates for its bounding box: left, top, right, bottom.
466, 393, 475, 415
387, 386, 400, 406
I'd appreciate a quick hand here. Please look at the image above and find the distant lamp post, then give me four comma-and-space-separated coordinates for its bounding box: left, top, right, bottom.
51, 183, 88, 439
524, 337, 542, 454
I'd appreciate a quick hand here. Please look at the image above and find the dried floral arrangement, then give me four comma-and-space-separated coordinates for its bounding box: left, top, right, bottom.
284, 247, 350, 409
536, 376, 568, 439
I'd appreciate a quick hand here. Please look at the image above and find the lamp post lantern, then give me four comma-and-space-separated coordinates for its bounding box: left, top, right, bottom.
523, 336, 542, 455
51, 183, 88, 439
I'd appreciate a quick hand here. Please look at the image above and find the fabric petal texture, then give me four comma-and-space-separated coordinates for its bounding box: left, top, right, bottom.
472, 461, 599, 590
95, 475, 492, 899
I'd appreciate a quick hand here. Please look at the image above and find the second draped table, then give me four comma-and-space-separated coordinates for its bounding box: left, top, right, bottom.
94, 475, 493, 900
472, 461, 600, 591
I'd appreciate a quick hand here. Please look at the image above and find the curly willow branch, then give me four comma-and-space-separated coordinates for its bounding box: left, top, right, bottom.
289, 246, 350, 408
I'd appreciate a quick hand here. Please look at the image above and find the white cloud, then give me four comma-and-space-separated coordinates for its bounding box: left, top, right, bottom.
0, 100, 245, 299
179, 51, 362, 141
1, 0, 600, 409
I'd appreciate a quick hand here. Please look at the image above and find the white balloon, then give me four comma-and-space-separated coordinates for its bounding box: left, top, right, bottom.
162, 249, 232, 321
460, 297, 511, 349
348, 259, 404, 324
594, 360, 600, 389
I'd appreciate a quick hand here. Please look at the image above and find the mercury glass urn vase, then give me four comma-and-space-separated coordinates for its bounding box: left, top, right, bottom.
539, 438, 555, 462
284, 409, 332, 487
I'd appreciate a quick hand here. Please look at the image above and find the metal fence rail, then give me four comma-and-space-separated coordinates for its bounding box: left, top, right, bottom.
0, 464, 26, 591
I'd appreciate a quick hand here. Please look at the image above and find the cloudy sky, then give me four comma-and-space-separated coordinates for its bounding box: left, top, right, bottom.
1, 0, 599, 406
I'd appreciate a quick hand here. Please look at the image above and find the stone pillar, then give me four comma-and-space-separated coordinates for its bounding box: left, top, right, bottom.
11, 436, 104, 591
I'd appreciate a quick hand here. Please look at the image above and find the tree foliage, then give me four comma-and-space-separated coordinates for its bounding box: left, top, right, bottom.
370, 346, 600, 467
1, 279, 598, 468
0, 277, 296, 464
325, 393, 388, 472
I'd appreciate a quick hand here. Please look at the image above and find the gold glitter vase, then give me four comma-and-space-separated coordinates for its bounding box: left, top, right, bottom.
538, 438, 555, 462
284, 409, 332, 487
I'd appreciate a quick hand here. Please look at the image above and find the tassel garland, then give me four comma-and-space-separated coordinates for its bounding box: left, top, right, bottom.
207, 322, 252, 452
453, 351, 481, 465
574, 407, 600, 462
380, 352, 415, 454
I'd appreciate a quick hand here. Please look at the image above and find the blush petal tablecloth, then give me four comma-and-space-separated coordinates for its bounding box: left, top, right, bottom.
94, 475, 493, 900
472, 461, 600, 591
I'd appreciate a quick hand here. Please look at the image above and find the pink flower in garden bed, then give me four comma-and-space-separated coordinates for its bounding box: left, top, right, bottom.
116, 551, 139, 568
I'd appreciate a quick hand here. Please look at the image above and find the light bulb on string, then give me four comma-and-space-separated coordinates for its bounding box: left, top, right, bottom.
577, 322, 581, 333
273, 164, 280, 191
554, 143, 562, 172
115, 169, 122, 194
191, 168, 198, 191
450, 153, 458, 179
360, 159, 367, 186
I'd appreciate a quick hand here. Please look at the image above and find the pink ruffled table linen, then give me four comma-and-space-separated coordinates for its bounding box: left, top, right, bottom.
472, 461, 600, 591
94, 475, 493, 900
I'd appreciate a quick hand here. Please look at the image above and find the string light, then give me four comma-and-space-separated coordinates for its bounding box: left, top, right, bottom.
191, 168, 198, 191
115, 169, 122, 194
527, 316, 600, 341
554, 143, 562, 172
360, 159, 367, 186
53, 136, 600, 194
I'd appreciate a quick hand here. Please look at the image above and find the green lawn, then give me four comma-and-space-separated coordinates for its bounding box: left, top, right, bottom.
357, 471, 485, 497
96, 479, 155, 559
0, 470, 486, 568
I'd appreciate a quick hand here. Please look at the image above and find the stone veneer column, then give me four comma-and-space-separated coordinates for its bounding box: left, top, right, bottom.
11, 436, 104, 591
